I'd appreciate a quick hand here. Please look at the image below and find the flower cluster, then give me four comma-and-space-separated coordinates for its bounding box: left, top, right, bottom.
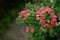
18, 9, 30, 20
18, 9, 35, 33
18, 7, 57, 33
16, 1, 59, 39
25, 26, 34, 33
36, 7, 57, 28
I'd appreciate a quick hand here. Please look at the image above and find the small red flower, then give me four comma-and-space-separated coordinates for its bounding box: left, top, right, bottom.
30, 28, 34, 33
21, 11, 26, 15
44, 24, 47, 28
44, 24, 50, 28
42, 16, 46, 19
18, 15, 22, 18
26, 9, 30, 13
36, 11, 40, 15
25, 27, 29, 32
36, 15, 40, 17
51, 18, 57, 22
50, 14, 57, 22
40, 19, 46, 24
36, 17, 39, 20
23, 17, 27, 20
45, 8, 52, 13
50, 21, 54, 24
41, 11, 45, 14
52, 15, 57, 19
50, 13, 55, 18
50, 21, 56, 26
39, 13, 44, 17
40, 7, 45, 11
25, 13, 30, 17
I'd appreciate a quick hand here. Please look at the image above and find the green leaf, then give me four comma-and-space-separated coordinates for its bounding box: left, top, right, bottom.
16, 18, 24, 25
50, 0, 57, 4
35, 34, 38, 36
50, 0, 54, 3
44, 13, 49, 17
44, 28, 48, 33
46, 19, 51, 23
49, 28, 53, 34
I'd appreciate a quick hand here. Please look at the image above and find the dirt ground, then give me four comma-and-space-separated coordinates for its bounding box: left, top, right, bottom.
1, 21, 29, 40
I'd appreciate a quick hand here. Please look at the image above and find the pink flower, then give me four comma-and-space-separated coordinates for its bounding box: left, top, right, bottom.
50, 14, 57, 22
40, 19, 46, 24
42, 16, 46, 19
30, 28, 34, 33
21, 11, 26, 15
18, 15, 22, 18
36, 11, 40, 15
25, 27, 29, 32
25, 13, 30, 17
36, 15, 40, 17
50, 13, 55, 18
45, 8, 52, 13
26, 9, 30, 13
51, 18, 57, 22
40, 7, 45, 11
50, 21, 56, 26
23, 17, 27, 20
39, 13, 44, 17
41, 11, 45, 14
44, 24, 50, 28
50, 21, 54, 24
44, 24, 48, 28
36, 17, 39, 20
52, 15, 57, 19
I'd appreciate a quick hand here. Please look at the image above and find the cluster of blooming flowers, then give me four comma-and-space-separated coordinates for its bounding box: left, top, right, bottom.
18, 9, 30, 20
18, 7, 57, 33
25, 26, 34, 33
18, 9, 35, 33
36, 7, 57, 28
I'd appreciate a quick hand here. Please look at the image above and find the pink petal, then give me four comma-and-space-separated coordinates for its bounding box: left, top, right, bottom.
26, 9, 30, 13
25, 27, 29, 32
18, 15, 22, 18
30, 28, 34, 33
40, 7, 45, 11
